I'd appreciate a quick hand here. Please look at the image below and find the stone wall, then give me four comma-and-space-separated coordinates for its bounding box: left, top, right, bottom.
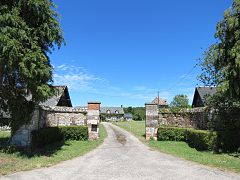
40, 106, 87, 127
159, 108, 209, 130
10, 102, 100, 146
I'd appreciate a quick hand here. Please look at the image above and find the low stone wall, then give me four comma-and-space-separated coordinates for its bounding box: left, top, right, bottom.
10, 102, 101, 147
159, 108, 209, 130
40, 106, 87, 127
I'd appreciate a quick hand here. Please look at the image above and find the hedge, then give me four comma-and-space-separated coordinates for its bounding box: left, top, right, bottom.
59, 126, 88, 141
157, 127, 187, 141
157, 126, 217, 151
31, 127, 63, 147
185, 129, 217, 151
31, 126, 88, 147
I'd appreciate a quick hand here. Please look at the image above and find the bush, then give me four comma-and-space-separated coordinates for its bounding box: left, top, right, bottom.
31, 127, 63, 147
59, 126, 88, 141
31, 126, 88, 147
157, 127, 187, 141
185, 129, 217, 151
157, 126, 217, 151
215, 131, 240, 152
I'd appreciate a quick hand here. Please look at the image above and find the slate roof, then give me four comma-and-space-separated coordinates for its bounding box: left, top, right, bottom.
151, 96, 168, 106
100, 107, 124, 114
41, 86, 71, 107
197, 87, 217, 104
192, 87, 217, 107
124, 113, 133, 118
0, 86, 72, 118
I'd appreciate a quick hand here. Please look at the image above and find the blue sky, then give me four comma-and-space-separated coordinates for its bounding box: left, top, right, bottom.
50, 0, 231, 107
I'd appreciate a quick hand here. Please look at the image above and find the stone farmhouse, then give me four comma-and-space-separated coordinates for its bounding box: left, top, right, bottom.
100, 106, 125, 121
192, 87, 217, 107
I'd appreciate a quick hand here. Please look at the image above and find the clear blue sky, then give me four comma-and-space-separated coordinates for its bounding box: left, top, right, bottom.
50, 0, 231, 107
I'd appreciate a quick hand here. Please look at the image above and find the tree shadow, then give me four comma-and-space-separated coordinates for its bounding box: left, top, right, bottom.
0, 139, 70, 158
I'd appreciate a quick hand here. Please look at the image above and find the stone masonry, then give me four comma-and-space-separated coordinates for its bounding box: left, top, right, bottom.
87, 102, 101, 140
145, 103, 159, 140
10, 102, 101, 146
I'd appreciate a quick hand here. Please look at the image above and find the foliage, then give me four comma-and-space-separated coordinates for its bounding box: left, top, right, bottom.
124, 107, 132, 113
158, 127, 217, 151
170, 94, 189, 108
59, 126, 88, 141
31, 126, 88, 147
185, 129, 217, 151
198, 0, 240, 100
157, 127, 187, 141
31, 127, 63, 147
0, 0, 64, 132
198, 0, 240, 152
170, 94, 189, 113
124, 106, 145, 121
197, 45, 222, 87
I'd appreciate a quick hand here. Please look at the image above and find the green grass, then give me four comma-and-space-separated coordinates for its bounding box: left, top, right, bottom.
0, 124, 107, 175
113, 121, 240, 173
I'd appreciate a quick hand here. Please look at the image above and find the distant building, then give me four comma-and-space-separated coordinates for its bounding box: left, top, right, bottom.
124, 113, 133, 121
151, 96, 168, 108
192, 87, 217, 107
100, 107, 124, 121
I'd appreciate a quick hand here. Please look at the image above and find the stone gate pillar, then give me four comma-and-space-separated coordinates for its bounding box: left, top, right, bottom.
145, 103, 159, 140
87, 101, 101, 140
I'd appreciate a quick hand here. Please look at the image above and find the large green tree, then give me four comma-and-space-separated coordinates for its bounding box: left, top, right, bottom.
0, 0, 64, 132
199, 0, 240, 100
198, 0, 240, 151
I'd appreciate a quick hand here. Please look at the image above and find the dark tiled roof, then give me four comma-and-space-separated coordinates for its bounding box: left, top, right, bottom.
197, 87, 217, 104
124, 113, 133, 118
100, 107, 124, 114
40, 86, 68, 106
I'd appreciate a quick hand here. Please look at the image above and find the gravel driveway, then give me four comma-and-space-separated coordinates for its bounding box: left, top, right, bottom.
2, 122, 240, 180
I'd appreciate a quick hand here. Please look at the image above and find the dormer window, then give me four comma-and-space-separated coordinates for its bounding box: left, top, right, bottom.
107, 110, 111, 114
115, 110, 119, 114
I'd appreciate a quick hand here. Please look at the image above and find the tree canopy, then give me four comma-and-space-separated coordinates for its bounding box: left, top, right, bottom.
170, 94, 189, 108
198, 0, 240, 151
0, 0, 64, 131
199, 0, 240, 100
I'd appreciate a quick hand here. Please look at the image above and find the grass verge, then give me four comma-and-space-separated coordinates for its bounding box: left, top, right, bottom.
113, 121, 240, 173
0, 124, 107, 175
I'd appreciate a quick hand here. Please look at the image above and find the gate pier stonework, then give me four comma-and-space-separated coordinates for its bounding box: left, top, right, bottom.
145, 103, 159, 140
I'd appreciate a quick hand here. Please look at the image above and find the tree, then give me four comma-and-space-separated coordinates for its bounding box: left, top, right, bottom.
199, 0, 240, 100
197, 44, 222, 87
215, 0, 240, 100
0, 0, 64, 132
198, 0, 240, 151
170, 94, 189, 108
